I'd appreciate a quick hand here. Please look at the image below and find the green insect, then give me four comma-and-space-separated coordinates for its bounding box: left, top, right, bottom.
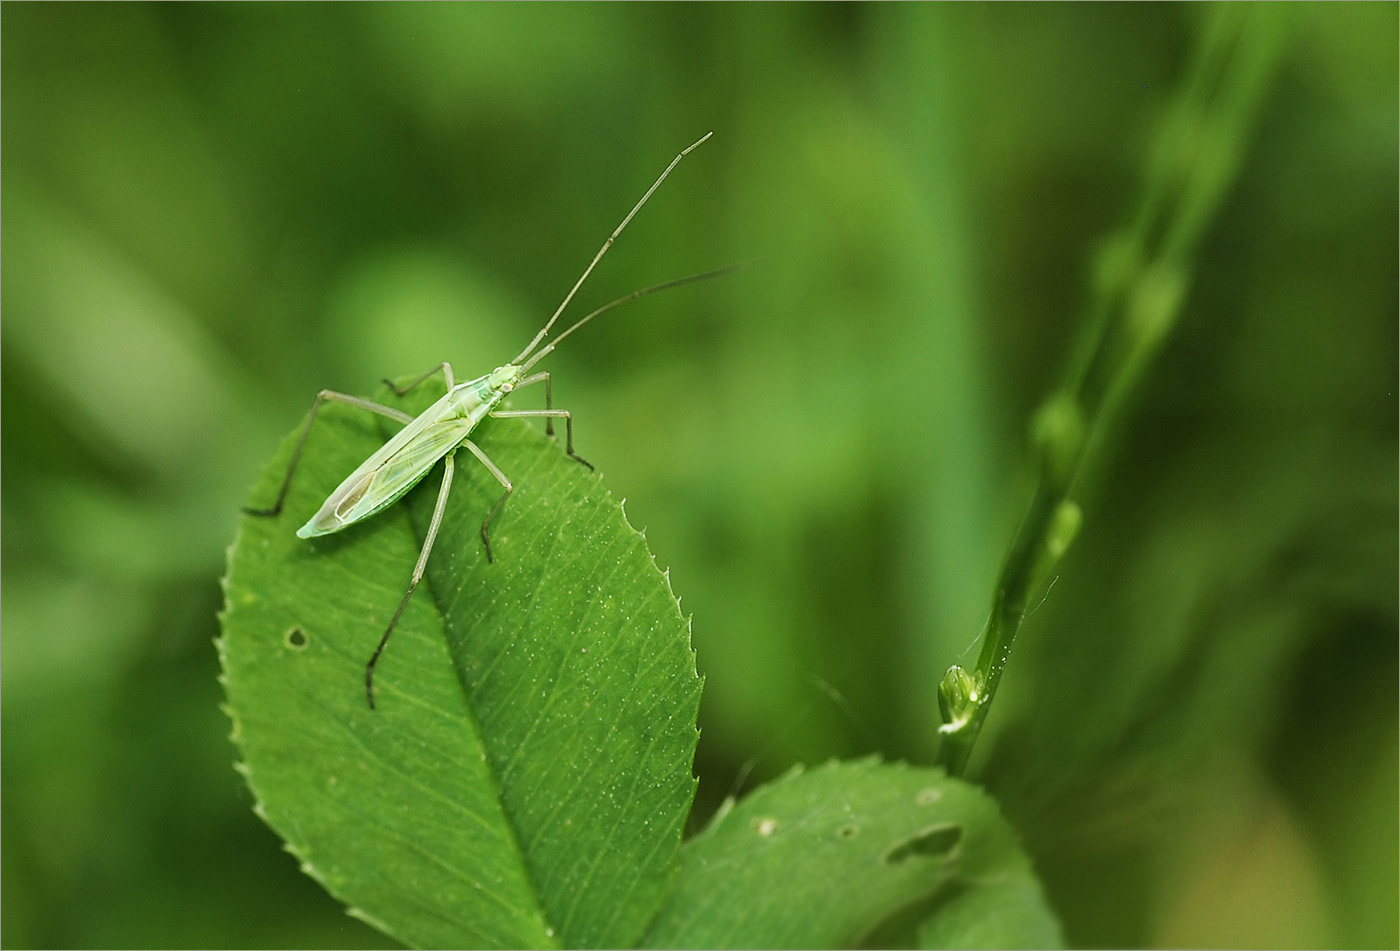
246, 132, 724, 708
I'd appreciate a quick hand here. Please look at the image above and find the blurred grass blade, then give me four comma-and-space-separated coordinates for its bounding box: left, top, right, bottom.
641, 758, 1061, 949
936, 4, 1293, 776
219, 382, 703, 948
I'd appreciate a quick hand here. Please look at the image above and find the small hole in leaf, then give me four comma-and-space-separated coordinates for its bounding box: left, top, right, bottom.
882, 824, 961, 864
752, 817, 779, 837
285, 627, 309, 650
836, 823, 860, 840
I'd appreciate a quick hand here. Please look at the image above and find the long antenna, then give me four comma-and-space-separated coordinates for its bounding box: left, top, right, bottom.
519, 260, 756, 374
511, 131, 713, 366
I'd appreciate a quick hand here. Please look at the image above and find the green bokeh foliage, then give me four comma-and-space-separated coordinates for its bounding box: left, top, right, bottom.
3, 3, 1395, 947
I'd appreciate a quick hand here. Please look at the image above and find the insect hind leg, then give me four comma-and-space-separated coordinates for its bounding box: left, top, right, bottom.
243, 390, 415, 519
364, 449, 456, 709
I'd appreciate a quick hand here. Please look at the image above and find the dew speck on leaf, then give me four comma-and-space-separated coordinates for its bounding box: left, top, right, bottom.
753, 817, 779, 836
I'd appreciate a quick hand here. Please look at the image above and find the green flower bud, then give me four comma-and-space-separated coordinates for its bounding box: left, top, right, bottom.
938, 665, 981, 735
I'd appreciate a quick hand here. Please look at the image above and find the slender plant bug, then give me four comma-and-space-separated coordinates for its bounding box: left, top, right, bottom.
245, 132, 728, 709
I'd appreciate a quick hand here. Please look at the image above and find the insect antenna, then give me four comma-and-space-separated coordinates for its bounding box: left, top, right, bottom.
511, 131, 713, 367
518, 261, 754, 374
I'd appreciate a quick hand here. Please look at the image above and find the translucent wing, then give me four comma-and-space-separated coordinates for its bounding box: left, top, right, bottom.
298, 394, 477, 538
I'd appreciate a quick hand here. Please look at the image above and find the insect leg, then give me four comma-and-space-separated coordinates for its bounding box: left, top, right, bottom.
490, 407, 592, 470
382, 361, 457, 397
364, 449, 457, 710
461, 439, 514, 562
244, 391, 414, 518
512, 371, 556, 436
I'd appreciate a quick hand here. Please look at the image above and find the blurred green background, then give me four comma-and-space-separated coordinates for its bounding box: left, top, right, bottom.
3, 4, 1395, 948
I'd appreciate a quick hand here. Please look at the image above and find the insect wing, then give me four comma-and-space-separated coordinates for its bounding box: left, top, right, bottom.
298, 397, 474, 538
359, 415, 476, 518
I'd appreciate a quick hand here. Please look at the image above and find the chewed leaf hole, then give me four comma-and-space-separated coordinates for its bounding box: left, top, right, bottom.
881, 824, 961, 865
285, 627, 309, 650
836, 823, 860, 840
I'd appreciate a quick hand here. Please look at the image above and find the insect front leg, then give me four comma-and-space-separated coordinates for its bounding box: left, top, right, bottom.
491, 391, 593, 470
364, 448, 456, 710
244, 391, 415, 519
513, 371, 559, 436
382, 361, 456, 397
462, 439, 516, 562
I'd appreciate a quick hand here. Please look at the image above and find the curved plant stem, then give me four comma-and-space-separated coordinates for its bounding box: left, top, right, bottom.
937, 5, 1292, 777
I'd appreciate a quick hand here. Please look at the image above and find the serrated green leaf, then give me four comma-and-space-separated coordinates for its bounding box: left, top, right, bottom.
641, 758, 1061, 950
220, 380, 702, 949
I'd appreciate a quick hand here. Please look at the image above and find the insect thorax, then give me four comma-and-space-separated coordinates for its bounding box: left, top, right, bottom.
451, 364, 524, 421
